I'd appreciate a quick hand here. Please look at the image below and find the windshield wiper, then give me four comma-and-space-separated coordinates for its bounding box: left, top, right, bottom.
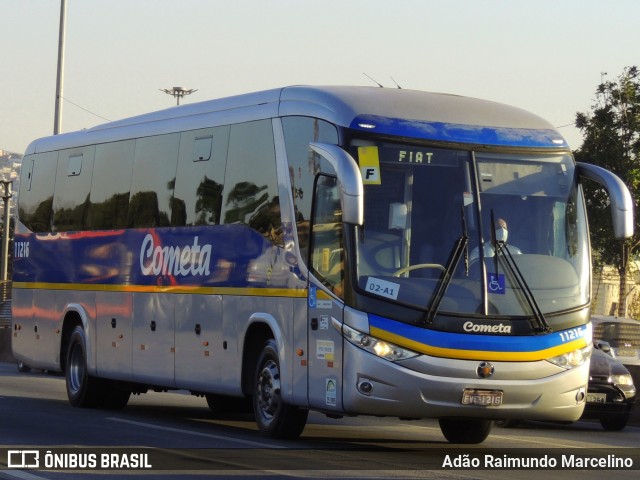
490, 211, 550, 333
421, 207, 468, 326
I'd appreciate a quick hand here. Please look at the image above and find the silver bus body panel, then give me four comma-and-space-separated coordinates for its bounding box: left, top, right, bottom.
96, 291, 133, 382
341, 341, 588, 421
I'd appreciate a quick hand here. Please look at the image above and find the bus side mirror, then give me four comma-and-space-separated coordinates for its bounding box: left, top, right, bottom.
309, 143, 364, 225
577, 162, 634, 239
596, 340, 612, 354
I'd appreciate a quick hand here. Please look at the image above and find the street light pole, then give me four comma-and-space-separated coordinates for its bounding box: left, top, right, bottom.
0, 181, 12, 282
53, 0, 67, 135
160, 87, 197, 105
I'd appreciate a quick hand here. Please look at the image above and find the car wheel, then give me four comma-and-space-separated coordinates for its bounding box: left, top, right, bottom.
600, 414, 629, 431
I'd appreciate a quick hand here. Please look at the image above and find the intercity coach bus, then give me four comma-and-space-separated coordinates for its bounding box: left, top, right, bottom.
12, 86, 633, 443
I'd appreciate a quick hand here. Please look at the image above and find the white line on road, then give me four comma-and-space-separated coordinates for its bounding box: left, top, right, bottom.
106, 417, 284, 449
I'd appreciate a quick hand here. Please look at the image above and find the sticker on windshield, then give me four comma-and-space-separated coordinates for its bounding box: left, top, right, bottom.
358, 146, 381, 185
487, 273, 505, 294
365, 277, 400, 300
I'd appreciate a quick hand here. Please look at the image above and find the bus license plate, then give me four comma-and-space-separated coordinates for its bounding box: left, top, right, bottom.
586, 392, 607, 404
461, 389, 503, 406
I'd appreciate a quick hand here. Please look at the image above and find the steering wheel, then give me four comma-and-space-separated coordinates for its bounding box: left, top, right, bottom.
393, 263, 446, 277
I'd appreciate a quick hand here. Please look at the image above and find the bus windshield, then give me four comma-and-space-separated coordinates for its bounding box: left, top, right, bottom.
352, 141, 589, 320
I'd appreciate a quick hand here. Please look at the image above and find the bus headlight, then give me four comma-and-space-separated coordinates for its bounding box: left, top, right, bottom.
546, 344, 592, 369
342, 324, 419, 361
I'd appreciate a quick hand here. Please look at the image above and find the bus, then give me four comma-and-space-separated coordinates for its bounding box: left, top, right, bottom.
12, 86, 634, 444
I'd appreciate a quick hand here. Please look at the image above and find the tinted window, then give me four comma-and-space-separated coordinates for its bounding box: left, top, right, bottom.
128, 134, 180, 228
172, 127, 229, 226
18, 152, 57, 233
52, 147, 95, 232
87, 140, 135, 230
310, 175, 344, 297
282, 117, 338, 260
221, 120, 282, 245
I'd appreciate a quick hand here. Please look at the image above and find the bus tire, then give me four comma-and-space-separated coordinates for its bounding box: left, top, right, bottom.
253, 339, 308, 439
65, 326, 105, 408
438, 417, 493, 444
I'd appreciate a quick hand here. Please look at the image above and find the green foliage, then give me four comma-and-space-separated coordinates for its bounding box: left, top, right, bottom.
574, 66, 640, 270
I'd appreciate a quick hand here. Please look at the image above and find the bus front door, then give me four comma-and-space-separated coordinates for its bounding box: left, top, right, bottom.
306, 173, 346, 412
307, 283, 344, 412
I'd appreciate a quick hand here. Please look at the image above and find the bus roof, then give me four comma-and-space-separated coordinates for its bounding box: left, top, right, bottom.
25, 85, 568, 155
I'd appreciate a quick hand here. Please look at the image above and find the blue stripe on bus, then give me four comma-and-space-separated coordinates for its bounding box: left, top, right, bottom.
369, 314, 587, 354
350, 115, 568, 149
12, 225, 302, 289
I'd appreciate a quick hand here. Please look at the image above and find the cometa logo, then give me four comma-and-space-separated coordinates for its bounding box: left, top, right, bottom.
140, 234, 212, 276
463, 321, 512, 334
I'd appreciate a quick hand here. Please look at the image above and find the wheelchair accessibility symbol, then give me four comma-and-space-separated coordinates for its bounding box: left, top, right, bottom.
487, 273, 505, 294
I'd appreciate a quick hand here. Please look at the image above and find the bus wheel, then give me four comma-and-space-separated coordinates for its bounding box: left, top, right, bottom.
438, 418, 493, 444
65, 326, 105, 408
253, 339, 308, 439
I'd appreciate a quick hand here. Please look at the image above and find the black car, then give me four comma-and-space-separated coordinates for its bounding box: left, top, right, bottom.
579, 342, 636, 431
497, 342, 636, 431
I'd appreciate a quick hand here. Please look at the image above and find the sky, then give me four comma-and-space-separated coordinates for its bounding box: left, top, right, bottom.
1, 0, 639, 155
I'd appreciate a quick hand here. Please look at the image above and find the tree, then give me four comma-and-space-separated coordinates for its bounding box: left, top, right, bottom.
574, 66, 640, 316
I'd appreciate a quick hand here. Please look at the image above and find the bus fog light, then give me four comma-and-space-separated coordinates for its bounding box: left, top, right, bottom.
358, 380, 373, 395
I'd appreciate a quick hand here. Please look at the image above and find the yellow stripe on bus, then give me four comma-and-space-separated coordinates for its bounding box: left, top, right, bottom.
370, 325, 589, 362
12, 281, 308, 298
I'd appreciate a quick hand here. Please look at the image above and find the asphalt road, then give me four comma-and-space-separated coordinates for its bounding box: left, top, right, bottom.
1, 361, 639, 479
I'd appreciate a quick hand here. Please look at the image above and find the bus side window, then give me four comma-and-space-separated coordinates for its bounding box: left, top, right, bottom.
52, 147, 95, 232
127, 134, 180, 228
221, 120, 283, 246
310, 175, 344, 297
172, 127, 229, 226
18, 152, 57, 233
282, 116, 339, 263
87, 140, 135, 230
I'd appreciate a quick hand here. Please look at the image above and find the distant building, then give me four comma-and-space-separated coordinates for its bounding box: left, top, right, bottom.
592, 265, 640, 319
0, 150, 22, 221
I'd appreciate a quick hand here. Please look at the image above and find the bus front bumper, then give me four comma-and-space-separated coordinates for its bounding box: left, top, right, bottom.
340, 341, 589, 422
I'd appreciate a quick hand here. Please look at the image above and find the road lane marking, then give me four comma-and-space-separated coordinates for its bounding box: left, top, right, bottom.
106, 417, 284, 449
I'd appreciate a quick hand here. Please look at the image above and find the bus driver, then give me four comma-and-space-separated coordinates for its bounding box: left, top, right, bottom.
469, 217, 522, 263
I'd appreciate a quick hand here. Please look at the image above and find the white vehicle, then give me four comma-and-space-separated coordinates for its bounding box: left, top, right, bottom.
12, 86, 633, 443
